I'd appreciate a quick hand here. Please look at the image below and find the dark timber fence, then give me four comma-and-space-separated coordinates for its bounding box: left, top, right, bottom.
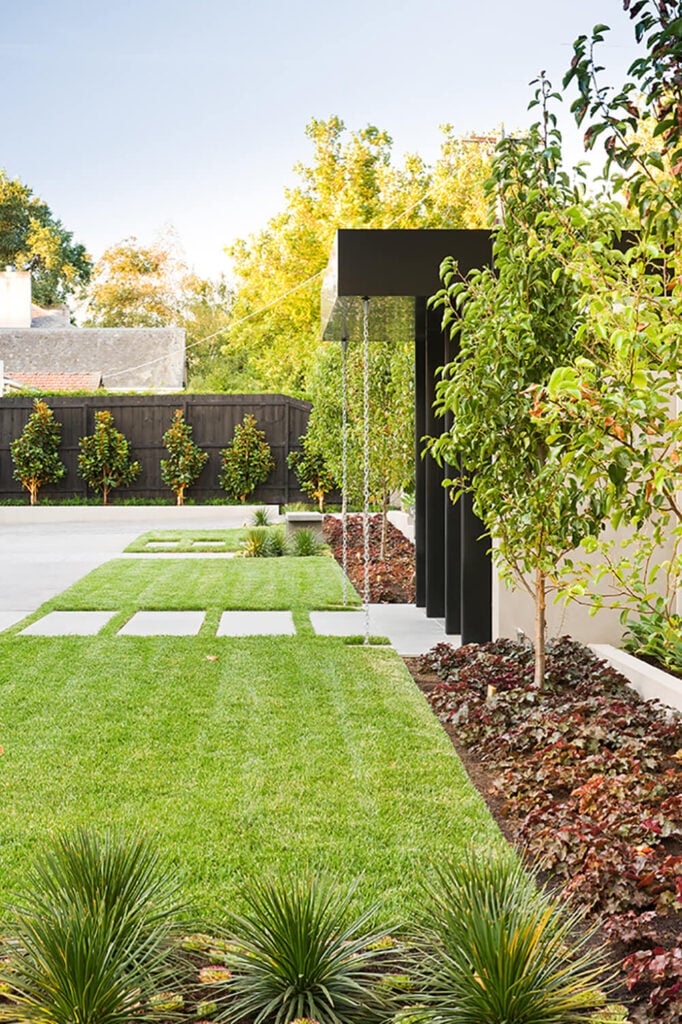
0, 394, 312, 504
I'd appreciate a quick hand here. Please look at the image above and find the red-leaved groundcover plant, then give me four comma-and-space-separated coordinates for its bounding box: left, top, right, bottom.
421, 637, 682, 1024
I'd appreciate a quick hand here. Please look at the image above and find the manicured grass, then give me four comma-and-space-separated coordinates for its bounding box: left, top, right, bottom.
125, 529, 248, 553
45, 556, 361, 614
0, 633, 504, 919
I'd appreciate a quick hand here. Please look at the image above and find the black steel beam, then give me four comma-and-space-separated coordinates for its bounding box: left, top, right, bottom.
424, 305, 445, 618
460, 492, 492, 643
414, 298, 426, 607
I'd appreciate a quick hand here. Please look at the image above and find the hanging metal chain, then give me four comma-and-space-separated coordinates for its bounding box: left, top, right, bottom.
362, 297, 371, 646
341, 334, 349, 606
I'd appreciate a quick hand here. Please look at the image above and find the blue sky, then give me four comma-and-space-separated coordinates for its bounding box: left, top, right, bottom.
2, 1, 641, 279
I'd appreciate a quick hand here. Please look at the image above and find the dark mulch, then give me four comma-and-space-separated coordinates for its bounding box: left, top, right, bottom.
323, 513, 415, 603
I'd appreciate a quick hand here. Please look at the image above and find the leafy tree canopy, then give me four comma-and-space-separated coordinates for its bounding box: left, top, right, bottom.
225, 117, 497, 396
0, 170, 92, 307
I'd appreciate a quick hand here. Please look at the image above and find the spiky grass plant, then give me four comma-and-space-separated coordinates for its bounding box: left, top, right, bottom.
251, 507, 272, 526
291, 528, 321, 557
0, 828, 190, 1024
413, 853, 611, 1024
214, 873, 395, 1024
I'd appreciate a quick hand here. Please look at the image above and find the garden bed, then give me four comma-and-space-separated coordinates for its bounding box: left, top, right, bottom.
323, 513, 415, 603
405, 638, 682, 1024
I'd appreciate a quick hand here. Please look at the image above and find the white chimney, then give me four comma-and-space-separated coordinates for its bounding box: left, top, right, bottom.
0, 270, 32, 328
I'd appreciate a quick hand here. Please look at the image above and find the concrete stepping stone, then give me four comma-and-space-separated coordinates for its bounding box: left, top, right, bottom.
118, 611, 205, 636
216, 611, 295, 636
20, 611, 117, 636
310, 605, 449, 656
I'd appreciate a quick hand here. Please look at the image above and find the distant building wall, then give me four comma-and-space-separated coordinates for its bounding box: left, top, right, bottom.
0, 271, 31, 328
0, 327, 186, 390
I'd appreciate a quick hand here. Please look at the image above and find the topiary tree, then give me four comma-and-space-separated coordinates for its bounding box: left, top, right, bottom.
219, 414, 274, 503
160, 409, 208, 506
287, 434, 336, 512
10, 399, 67, 505
78, 410, 141, 505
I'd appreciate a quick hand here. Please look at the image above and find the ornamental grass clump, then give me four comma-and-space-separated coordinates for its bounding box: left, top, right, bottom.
413, 852, 610, 1024
0, 827, 190, 1024
213, 873, 394, 1024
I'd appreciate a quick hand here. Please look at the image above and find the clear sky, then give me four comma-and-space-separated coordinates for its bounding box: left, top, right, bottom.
2, 1, 642, 280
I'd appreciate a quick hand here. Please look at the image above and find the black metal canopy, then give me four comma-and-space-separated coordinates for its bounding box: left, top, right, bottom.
320, 227, 494, 644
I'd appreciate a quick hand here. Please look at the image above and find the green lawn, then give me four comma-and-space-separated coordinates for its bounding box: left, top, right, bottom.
45, 556, 361, 615
125, 529, 248, 553
0, 633, 503, 920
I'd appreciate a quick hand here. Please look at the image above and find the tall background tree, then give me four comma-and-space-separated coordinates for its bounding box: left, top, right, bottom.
224, 116, 497, 396
0, 170, 92, 307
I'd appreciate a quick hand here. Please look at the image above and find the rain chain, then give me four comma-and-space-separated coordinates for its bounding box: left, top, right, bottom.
362, 297, 371, 645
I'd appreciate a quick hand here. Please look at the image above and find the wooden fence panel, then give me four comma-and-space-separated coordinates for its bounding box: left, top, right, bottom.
0, 394, 312, 504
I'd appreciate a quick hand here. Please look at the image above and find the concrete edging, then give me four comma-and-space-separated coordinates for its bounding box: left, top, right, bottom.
0, 504, 281, 525
590, 643, 682, 714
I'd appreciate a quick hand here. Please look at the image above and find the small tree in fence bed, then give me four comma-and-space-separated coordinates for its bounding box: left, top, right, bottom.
160, 409, 208, 506
219, 414, 274, 503
10, 399, 66, 505
78, 410, 141, 505
287, 434, 336, 512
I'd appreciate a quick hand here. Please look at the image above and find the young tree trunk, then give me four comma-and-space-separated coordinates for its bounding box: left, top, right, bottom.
177, 486, 185, 507
29, 481, 37, 506
317, 489, 324, 513
102, 484, 109, 506
380, 489, 389, 562
534, 566, 547, 688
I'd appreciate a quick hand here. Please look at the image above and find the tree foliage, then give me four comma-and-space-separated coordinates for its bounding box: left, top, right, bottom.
225, 117, 496, 396
0, 170, 92, 307
219, 414, 274, 503
10, 399, 67, 505
428, 80, 608, 686
533, 2, 682, 661
160, 409, 208, 506
78, 410, 141, 505
83, 233, 189, 328
287, 434, 336, 512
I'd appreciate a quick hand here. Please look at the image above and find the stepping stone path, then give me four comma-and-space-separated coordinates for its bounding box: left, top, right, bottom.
20, 611, 117, 636
118, 611, 205, 636
217, 611, 295, 636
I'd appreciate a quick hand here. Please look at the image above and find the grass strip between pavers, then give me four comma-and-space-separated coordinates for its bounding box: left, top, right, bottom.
0, 633, 505, 920
41, 555, 361, 615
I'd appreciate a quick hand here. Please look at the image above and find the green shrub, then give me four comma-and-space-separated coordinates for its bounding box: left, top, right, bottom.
287, 435, 336, 512
219, 414, 274, 503
213, 873, 394, 1024
413, 852, 610, 1024
0, 828, 189, 1024
161, 409, 208, 506
10, 399, 66, 505
77, 410, 141, 504
291, 528, 321, 557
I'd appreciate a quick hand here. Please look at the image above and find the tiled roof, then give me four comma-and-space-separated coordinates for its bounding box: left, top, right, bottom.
6, 372, 103, 391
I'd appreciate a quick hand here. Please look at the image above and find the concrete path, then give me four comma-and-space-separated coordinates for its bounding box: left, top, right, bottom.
0, 506, 272, 623
0, 506, 451, 655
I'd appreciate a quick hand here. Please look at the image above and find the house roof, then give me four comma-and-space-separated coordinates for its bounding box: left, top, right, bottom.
7, 372, 103, 391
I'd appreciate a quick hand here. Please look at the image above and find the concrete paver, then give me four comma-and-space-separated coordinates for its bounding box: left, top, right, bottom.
118, 611, 205, 636
20, 611, 117, 636
310, 604, 449, 656
217, 611, 295, 636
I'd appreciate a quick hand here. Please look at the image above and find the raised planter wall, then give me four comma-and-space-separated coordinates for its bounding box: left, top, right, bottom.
591, 644, 682, 714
